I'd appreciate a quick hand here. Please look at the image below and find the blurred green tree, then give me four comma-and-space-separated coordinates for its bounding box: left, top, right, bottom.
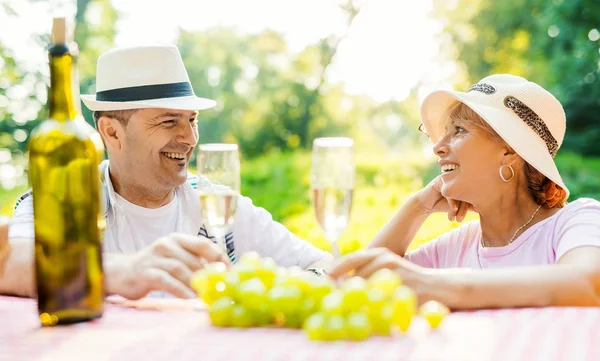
74, 0, 119, 123
0, 0, 118, 155
433, 0, 600, 154
177, 1, 423, 158
177, 2, 362, 158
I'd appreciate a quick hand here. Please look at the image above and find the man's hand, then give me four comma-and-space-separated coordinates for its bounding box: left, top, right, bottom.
105, 233, 231, 299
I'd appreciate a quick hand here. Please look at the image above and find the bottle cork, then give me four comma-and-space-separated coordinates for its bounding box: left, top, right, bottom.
52, 17, 67, 44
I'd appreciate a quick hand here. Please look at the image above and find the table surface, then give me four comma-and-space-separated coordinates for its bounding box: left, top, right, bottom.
1, 295, 599, 361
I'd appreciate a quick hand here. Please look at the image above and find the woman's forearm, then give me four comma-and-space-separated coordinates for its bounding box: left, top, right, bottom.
0, 239, 35, 297
368, 195, 429, 256
427, 264, 600, 310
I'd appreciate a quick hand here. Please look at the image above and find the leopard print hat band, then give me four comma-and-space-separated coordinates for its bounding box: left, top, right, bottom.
503, 96, 559, 157
468, 83, 559, 158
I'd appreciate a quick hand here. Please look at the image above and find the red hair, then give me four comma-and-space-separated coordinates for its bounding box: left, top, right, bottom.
524, 163, 567, 208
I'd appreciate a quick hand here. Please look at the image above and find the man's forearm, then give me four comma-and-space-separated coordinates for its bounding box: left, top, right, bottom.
0, 239, 35, 297
428, 264, 600, 310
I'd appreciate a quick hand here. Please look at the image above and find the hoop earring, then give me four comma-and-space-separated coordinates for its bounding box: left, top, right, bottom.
499, 164, 515, 182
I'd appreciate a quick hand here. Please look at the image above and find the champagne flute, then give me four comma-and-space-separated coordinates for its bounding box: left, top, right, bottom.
197, 143, 240, 257
310, 137, 355, 257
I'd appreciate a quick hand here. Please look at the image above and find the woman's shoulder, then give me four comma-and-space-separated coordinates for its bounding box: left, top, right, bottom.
544, 197, 600, 240
554, 197, 600, 221
548, 198, 600, 260
566, 197, 600, 208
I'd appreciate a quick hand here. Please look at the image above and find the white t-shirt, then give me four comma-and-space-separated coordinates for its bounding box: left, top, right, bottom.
107, 192, 180, 252
9, 160, 329, 269
406, 198, 600, 269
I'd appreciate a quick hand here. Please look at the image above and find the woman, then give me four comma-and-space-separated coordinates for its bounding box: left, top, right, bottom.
330, 74, 600, 309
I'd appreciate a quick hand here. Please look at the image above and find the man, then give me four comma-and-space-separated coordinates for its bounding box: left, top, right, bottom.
3, 45, 331, 299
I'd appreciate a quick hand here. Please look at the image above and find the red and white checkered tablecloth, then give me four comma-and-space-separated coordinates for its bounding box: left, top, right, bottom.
0, 295, 598, 361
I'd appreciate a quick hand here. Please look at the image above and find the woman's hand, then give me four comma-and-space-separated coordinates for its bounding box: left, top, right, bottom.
329, 248, 432, 301
414, 175, 475, 222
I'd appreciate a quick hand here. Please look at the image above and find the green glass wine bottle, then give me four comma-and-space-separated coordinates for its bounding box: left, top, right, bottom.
28, 17, 105, 326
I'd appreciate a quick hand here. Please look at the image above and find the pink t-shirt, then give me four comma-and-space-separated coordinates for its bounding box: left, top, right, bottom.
406, 198, 600, 269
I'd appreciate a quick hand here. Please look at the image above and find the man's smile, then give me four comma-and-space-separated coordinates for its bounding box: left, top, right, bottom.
162, 152, 186, 160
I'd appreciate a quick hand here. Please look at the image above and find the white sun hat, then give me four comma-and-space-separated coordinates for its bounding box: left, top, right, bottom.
81, 45, 216, 111
420, 74, 569, 197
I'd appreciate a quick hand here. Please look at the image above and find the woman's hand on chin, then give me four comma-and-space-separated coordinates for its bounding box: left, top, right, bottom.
414, 175, 475, 222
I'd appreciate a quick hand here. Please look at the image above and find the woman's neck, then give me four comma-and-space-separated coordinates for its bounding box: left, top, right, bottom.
477, 192, 556, 247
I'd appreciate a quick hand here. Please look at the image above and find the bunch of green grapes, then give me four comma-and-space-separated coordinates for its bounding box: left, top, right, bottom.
190, 252, 449, 341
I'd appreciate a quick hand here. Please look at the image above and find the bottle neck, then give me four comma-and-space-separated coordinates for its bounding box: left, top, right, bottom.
48, 44, 78, 122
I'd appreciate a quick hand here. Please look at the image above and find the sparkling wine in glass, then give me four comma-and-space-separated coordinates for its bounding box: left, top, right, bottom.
310, 137, 355, 257
197, 144, 240, 255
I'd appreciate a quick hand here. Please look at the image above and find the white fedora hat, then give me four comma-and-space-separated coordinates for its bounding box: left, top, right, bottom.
81, 45, 216, 111
420, 74, 569, 197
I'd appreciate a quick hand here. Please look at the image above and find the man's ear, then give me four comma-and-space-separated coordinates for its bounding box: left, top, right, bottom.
97, 116, 124, 151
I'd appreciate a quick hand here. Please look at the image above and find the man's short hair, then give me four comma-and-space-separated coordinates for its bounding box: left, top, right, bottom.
92, 110, 138, 128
